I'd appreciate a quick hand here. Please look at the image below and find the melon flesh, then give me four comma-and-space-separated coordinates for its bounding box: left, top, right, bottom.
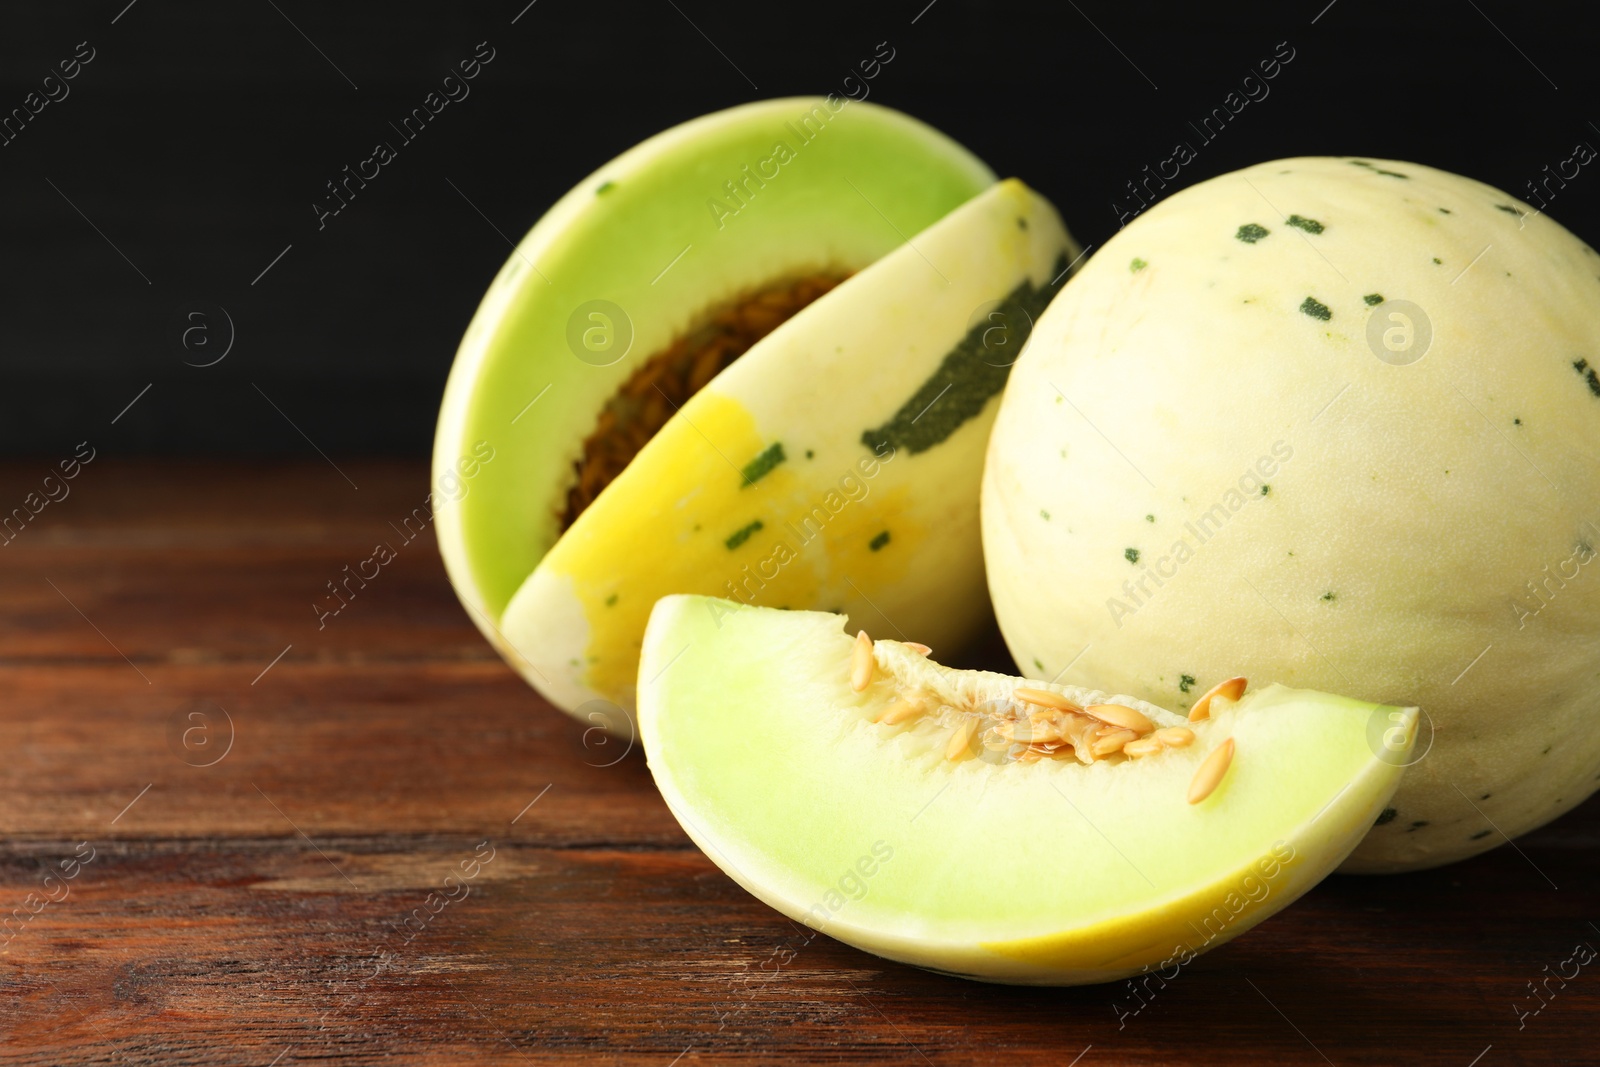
639, 596, 1417, 985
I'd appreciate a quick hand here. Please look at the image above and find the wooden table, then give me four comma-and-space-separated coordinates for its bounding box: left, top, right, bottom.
2, 460, 1594, 1065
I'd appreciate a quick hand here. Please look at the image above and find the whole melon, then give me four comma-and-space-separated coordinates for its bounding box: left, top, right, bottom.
982, 156, 1600, 872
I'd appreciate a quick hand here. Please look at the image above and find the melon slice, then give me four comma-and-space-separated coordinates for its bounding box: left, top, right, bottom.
639, 595, 1418, 985
433, 97, 1076, 726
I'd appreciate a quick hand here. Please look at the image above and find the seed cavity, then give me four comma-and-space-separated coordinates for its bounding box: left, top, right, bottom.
850, 630, 874, 692
945, 718, 978, 760
1122, 737, 1163, 758
1085, 703, 1156, 735
868, 644, 1241, 770
1155, 726, 1195, 748
1187, 737, 1236, 804
878, 697, 922, 725
1091, 729, 1139, 757
1014, 687, 1082, 713
1188, 676, 1248, 722
562, 273, 846, 528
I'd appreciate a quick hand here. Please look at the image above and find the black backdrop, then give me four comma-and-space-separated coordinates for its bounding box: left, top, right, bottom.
2, 0, 1594, 456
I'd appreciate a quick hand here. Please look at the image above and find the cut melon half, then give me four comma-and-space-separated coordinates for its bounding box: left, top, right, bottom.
639, 596, 1419, 985
433, 98, 1076, 726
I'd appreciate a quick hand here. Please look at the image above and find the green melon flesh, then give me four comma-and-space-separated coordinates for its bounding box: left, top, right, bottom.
639, 596, 1418, 985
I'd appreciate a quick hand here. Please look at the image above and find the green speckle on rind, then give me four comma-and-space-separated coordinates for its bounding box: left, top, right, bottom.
860, 254, 1068, 457
596, 180, 616, 195
1351, 161, 1409, 179
725, 520, 764, 550
1033, 657, 1045, 672
604, 593, 619, 606
1124, 547, 1140, 564
1363, 293, 1385, 306
1286, 214, 1324, 234
869, 530, 891, 551
1130, 257, 1148, 272
1178, 674, 1195, 694
1574, 359, 1600, 397
1300, 296, 1332, 321
740, 442, 786, 486
1235, 223, 1270, 244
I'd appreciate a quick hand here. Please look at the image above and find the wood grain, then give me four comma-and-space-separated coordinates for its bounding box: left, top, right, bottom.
1, 461, 1595, 1065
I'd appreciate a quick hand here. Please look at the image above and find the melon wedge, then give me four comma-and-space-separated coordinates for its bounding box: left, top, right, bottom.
639, 596, 1419, 985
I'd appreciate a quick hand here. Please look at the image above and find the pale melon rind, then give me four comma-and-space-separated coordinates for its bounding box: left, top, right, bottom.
639, 595, 1416, 985
981, 156, 1600, 871
495, 176, 1075, 720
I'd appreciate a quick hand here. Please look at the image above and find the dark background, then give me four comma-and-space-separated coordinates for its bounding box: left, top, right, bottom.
2, 0, 1593, 457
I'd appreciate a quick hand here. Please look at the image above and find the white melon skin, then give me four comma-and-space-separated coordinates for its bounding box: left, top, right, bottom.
982, 157, 1600, 872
